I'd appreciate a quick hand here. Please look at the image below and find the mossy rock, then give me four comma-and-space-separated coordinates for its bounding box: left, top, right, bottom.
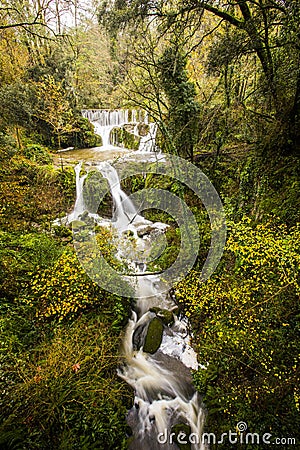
171, 423, 192, 450
143, 317, 163, 354
52, 225, 72, 238
123, 230, 135, 237
150, 307, 174, 326
71, 220, 86, 231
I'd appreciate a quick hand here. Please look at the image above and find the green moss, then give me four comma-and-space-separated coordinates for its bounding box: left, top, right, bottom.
150, 307, 174, 326
171, 423, 192, 450
143, 317, 164, 354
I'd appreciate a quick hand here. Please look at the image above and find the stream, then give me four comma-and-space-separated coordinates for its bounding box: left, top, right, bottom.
63, 110, 209, 450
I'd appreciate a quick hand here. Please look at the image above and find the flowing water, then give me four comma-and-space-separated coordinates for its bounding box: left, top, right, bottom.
82, 109, 158, 152
66, 110, 208, 450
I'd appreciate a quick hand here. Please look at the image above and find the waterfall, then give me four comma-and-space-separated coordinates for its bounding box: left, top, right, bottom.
67, 162, 87, 222
82, 109, 158, 152
69, 161, 207, 449
96, 161, 145, 231
138, 122, 158, 153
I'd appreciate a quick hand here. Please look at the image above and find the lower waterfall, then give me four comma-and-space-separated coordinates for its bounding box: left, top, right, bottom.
70, 161, 208, 450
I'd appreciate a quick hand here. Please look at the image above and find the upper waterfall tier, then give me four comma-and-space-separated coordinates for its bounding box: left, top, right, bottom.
81, 109, 157, 152
81, 109, 148, 126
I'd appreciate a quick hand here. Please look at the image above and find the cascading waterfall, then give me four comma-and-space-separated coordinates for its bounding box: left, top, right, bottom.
82, 109, 158, 153
138, 123, 158, 153
69, 161, 207, 450
67, 162, 87, 222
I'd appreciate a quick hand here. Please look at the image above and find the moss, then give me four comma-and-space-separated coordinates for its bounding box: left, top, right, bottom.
171, 423, 192, 450
150, 307, 174, 326
71, 219, 86, 230
143, 317, 163, 354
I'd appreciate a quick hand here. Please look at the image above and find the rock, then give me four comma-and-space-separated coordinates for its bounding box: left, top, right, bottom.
132, 323, 147, 350
79, 211, 89, 220
150, 307, 174, 326
71, 220, 86, 230
52, 225, 72, 238
143, 317, 164, 354
123, 230, 135, 237
137, 225, 155, 238
171, 423, 192, 450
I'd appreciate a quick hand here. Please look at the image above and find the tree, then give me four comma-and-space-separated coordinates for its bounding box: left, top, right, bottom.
33, 75, 77, 148
158, 45, 200, 160
101, 0, 300, 154
0, 0, 55, 33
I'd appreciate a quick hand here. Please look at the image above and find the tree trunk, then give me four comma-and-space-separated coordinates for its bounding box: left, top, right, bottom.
290, 69, 300, 153
15, 126, 23, 150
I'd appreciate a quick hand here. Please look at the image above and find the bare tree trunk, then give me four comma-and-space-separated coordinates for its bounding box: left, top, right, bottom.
290, 69, 300, 153
15, 126, 23, 150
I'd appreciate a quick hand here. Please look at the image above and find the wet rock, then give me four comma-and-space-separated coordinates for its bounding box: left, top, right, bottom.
76, 211, 95, 226
143, 317, 164, 354
150, 307, 175, 326
171, 423, 192, 450
79, 211, 89, 220
71, 220, 86, 231
132, 323, 147, 350
137, 225, 155, 237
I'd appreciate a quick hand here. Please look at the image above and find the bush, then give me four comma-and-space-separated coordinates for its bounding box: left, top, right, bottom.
28, 248, 131, 328
62, 115, 101, 149
0, 232, 63, 302
0, 133, 17, 160
23, 144, 52, 165
0, 314, 131, 450
0, 155, 67, 232
175, 218, 300, 446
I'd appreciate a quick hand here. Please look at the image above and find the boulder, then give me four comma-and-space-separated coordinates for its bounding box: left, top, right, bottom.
143, 317, 163, 354
150, 307, 174, 326
71, 220, 86, 231
171, 423, 192, 450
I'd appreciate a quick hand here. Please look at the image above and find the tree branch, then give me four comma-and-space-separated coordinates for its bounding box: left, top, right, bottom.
200, 1, 245, 28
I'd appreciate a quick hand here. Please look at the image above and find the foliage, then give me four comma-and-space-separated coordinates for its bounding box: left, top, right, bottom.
33, 75, 78, 148
67, 115, 101, 149
0, 133, 17, 160
0, 152, 68, 232
157, 45, 200, 160
54, 166, 76, 208
0, 232, 63, 302
23, 144, 52, 165
0, 81, 34, 129
0, 313, 131, 450
28, 245, 130, 327
235, 152, 300, 225
175, 218, 300, 444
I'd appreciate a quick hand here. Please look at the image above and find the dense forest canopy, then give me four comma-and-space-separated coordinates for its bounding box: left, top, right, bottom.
0, 0, 299, 155
0, 1, 299, 449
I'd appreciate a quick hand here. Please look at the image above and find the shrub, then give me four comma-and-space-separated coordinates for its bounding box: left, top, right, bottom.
28, 247, 131, 328
175, 218, 300, 445
0, 315, 131, 449
23, 144, 52, 165
0, 232, 63, 301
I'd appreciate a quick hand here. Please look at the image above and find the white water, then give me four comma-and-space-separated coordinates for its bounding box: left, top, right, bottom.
65, 162, 87, 222
82, 109, 158, 153
68, 159, 207, 449
138, 122, 158, 153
